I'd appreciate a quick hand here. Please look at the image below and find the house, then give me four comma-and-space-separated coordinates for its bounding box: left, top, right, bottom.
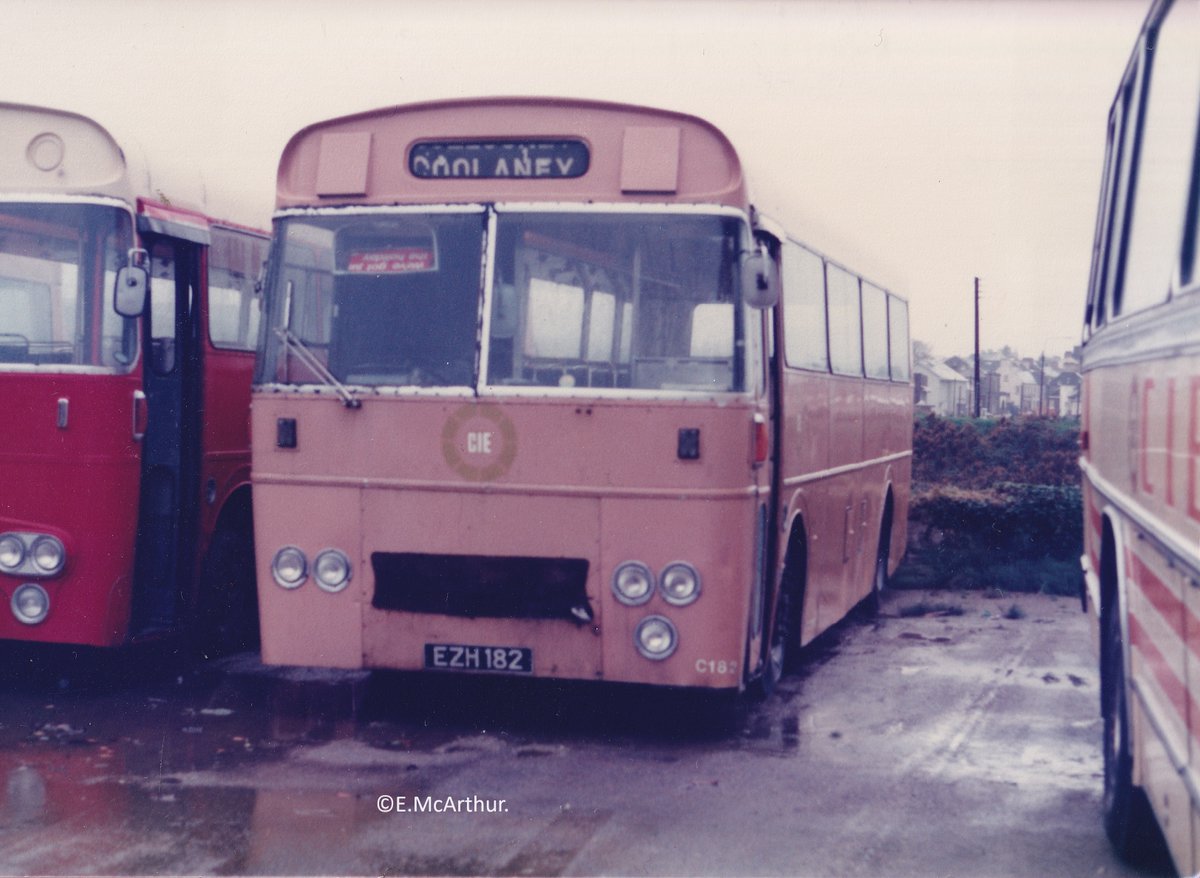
913, 360, 972, 416
917, 345, 1080, 418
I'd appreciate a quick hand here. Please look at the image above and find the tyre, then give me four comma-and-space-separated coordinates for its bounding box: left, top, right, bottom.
194, 522, 259, 657
751, 536, 804, 700
861, 508, 891, 617
1101, 600, 1168, 868
753, 586, 792, 699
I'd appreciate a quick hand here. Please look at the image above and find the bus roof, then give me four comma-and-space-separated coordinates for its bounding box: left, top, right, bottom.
275, 96, 748, 211
0, 101, 266, 233
0, 102, 130, 200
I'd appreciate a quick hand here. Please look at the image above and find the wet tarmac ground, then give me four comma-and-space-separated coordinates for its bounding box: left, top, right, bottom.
0, 591, 1168, 876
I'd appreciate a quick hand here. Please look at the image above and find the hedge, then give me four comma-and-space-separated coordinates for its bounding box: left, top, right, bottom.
897, 416, 1082, 595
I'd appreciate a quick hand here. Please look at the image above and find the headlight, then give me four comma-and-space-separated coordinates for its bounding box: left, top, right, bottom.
612, 561, 654, 606
0, 533, 66, 578
0, 534, 24, 572
634, 615, 678, 660
313, 549, 352, 593
659, 562, 700, 606
11, 584, 49, 625
271, 546, 308, 589
29, 537, 65, 576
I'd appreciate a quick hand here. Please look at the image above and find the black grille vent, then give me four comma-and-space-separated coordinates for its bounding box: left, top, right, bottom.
371, 552, 592, 624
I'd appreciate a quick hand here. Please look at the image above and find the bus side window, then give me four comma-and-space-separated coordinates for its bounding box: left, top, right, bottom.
1086, 110, 1121, 331
781, 241, 828, 372
1120, 0, 1200, 312
826, 263, 862, 377
209, 227, 267, 351
861, 282, 890, 380
887, 295, 910, 382
1103, 57, 1147, 321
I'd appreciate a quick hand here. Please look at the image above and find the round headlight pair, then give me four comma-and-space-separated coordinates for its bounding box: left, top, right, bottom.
271, 546, 351, 593
611, 561, 700, 607
0, 533, 65, 577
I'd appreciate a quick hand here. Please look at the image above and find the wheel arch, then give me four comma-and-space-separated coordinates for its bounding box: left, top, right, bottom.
212, 483, 253, 537
777, 511, 811, 649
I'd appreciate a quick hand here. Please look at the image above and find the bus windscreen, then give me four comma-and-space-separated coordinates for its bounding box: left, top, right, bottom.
0, 202, 135, 371
260, 210, 746, 393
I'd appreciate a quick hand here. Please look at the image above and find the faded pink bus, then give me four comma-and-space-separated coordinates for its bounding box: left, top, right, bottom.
252, 98, 911, 695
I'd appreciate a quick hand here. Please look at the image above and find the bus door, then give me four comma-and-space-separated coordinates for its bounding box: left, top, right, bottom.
745, 239, 781, 683
129, 234, 204, 634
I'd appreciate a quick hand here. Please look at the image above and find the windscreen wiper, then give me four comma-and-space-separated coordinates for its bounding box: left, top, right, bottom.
274, 326, 362, 409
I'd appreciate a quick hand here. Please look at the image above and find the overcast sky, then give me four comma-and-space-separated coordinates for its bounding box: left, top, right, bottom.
1, 0, 1152, 359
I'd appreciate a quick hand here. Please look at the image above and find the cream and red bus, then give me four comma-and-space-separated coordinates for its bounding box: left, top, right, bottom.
252, 97, 911, 695
0, 103, 267, 649
1080, 0, 1200, 871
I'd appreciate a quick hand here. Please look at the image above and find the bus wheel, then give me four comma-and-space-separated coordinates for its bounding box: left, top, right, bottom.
862, 516, 891, 616
195, 523, 259, 657
755, 587, 792, 699
752, 551, 803, 700
1101, 600, 1164, 865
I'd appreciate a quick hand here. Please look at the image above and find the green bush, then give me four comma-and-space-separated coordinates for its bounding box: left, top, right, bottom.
913, 414, 1080, 488
913, 483, 1081, 560
898, 415, 1083, 595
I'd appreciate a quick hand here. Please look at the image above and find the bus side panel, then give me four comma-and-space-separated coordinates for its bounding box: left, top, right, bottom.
777, 368, 826, 648
1086, 345, 1200, 873
779, 369, 910, 643
198, 344, 254, 540
826, 374, 865, 625
887, 448, 912, 579
779, 369, 854, 644
1125, 535, 1188, 783
199, 228, 269, 547
862, 378, 912, 586
0, 373, 142, 646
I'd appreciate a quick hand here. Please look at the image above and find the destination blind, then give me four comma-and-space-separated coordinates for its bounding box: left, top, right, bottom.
409, 139, 589, 179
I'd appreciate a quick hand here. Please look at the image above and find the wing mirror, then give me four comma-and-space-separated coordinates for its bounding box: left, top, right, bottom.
741, 243, 778, 309
114, 249, 149, 318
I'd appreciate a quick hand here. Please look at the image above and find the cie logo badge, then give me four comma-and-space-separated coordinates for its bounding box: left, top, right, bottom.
441, 403, 518, 481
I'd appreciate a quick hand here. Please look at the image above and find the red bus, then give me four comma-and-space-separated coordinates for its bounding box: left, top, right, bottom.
0, 103, 268, 649
1080, 0, 1200, 871
253, 97, 911, 695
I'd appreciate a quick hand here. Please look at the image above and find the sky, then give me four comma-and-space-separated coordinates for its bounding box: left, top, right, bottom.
0, 0, 1153, 360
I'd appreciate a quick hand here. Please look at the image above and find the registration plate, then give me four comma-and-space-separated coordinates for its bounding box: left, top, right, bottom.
424, 643, 533, 674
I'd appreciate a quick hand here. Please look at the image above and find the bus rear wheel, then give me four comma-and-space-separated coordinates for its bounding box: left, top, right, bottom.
863, 509, 891, 616
1101, 600, 1166, 867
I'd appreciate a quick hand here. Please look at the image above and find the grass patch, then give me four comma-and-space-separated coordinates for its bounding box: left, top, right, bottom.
1003, 603, 1026, 620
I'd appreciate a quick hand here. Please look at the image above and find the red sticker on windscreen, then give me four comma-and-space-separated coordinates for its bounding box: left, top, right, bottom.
346, 248, 435, 273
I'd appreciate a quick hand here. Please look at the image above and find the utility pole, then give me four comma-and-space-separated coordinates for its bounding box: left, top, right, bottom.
1038, 351, 1045, 416
973, 277, 981, 417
